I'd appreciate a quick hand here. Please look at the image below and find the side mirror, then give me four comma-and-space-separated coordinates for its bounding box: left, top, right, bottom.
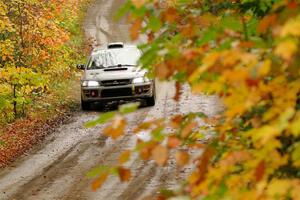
76, 64, 85, 70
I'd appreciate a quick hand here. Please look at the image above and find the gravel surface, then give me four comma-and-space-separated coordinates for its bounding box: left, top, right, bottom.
0, 1, 222, 199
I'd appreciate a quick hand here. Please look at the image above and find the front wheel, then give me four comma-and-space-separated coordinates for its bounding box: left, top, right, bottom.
146, 95, 155, 106
81, 100, 91, 111
97, 101, 105, 111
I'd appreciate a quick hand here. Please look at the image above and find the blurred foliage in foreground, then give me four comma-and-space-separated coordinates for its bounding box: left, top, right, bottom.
88, 0, 300, 199
0, 0, 90, 124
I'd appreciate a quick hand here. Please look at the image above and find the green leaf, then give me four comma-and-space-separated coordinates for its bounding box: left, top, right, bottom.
119, 103, 140, 115
114, 1, 132, 20
140, 42, 159, 67
220, 16, 242, 31
110, 167, 119, 176
85, 112, 116, 128
148, 16, 162, 32
0, 140, 6, 147
197, 28, 218, 46
87, 165, 110, 178
152, 127, 165, 141
0, 97, 7, 110
159, 189, 175, 198
195, 112, 207, 118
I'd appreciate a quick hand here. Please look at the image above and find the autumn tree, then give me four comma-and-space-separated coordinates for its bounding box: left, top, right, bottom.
89, 0, 300, 199
0, 0, 88, 122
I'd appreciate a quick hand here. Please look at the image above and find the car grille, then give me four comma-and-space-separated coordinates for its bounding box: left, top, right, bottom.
101, 88, 132, 98
101, 79, 131, 86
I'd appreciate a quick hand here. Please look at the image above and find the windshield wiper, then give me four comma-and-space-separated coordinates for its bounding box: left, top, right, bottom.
89, 65, 104, 70
106, 64, 136, 68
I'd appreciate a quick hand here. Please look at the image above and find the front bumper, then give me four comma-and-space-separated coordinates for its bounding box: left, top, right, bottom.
81, 82, 154, 102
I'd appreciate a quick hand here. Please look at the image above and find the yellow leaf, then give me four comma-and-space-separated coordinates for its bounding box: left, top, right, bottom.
267, 179, 292, 198
281, 18, 300, 37
290, 115, 300, 136
223, 69, 249, 84
131, 0, 147, 8
249, 125, 280, 146
275, 40, 298, 61
188, 171, 201, 185
292, 143, 300, 167
258, 59, 271, 77
202, 52, 220, 67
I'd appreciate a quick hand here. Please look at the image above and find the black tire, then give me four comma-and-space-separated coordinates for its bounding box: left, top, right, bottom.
98, 101, 105, 111
81, 100, 91, 111
146, 95, 156, 106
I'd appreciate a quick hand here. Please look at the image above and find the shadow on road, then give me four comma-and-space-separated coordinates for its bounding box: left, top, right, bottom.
87, 100, 150, 112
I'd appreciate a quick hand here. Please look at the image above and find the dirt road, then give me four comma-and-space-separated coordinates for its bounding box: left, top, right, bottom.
0, 1, 222, 199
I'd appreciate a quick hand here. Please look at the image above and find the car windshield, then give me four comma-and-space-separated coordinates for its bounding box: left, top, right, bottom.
87, 48, 141, 70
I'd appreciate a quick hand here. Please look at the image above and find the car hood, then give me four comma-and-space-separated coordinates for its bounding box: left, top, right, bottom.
83, 67, 146, 81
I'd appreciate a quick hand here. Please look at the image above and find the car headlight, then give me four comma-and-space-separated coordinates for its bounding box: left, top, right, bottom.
82, 80, 100, 87
132, 77, 149, 84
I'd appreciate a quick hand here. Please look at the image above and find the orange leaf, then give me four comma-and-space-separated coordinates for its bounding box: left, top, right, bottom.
139, 141, 157, 160
118, 167, 131, 182
239, 41, 254, 48
175, 151, 190, 167
91, 173, 108, 191
255, 161, 265, 182
155, 63, 170, 79
170, 115, 183, 128
167, 136, 181, 148
183, 48, 203, 60
140, 147, 151, 160
130, 18, 142, 40
181, 122, 197, 138
197, 147, 214, 182
134, 119, 161, 133
174, 82, 182, 101
147, 31, 155, 42
188, 171, 201, 185
151, 145, 168, 166
104, 116, 126, 139
180, 24, 196, 38
257, 14, 277, 34
161, 7, 179, 24
287, 0, 298, 9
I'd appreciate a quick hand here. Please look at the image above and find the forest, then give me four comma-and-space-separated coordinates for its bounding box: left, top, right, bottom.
0, 0, 89, 123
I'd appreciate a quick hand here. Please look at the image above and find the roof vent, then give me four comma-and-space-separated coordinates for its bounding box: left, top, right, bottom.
107, 42, 124, 49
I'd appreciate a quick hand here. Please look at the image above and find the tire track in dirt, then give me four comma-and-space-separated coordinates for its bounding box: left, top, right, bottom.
60, 113, 149, 200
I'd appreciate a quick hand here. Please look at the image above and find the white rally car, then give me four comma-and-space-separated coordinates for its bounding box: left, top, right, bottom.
77, 42, 156, 110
